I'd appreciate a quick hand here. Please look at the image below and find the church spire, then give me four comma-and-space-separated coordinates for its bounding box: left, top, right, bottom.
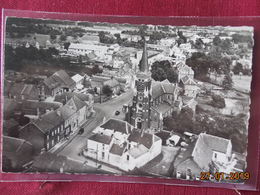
139, 40, 149, 73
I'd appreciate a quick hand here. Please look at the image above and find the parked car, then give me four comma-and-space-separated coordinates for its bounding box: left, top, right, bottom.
115, 110, 120, 115
78, 128, 84, 135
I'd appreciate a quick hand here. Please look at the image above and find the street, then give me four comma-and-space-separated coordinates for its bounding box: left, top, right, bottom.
56, 89, 134, 173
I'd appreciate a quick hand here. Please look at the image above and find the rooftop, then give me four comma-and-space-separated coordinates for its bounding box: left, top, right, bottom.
88, 133, 112, 145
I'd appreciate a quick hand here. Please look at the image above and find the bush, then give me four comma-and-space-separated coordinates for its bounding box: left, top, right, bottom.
211, 94, 225, 108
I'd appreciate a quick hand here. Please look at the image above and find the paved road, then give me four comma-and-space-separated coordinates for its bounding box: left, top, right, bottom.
56, 89, 134, 173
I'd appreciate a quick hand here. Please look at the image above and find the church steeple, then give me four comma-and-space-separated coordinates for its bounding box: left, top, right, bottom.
139, 40, 149, 73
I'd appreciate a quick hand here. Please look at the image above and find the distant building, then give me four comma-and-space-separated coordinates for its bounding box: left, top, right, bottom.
176, 62, 194, 82
90, 75, 121, 95
42, 70, 76, 97
180, 76, 200, 98
85, 118, 162, 171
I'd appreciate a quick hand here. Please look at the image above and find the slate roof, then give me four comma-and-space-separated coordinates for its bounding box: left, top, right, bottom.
151, 81, 177, 99
54, 92, 92, 103
109, 143, 127, 156
20, 100, 61, 115
100, 119, 132, 134
191, 133, 231, 170
128, 129, 154, 149
3, 136, 32, 153
128, 144, 149, 159
44, 70, 75, 90
181, 76, 197, 85
197, 133, 230, 153
88, 134, 112, 145
151, 102, 172, 114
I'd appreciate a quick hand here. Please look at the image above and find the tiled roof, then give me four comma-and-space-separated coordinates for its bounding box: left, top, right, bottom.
88, 134, 112, 145
100, 119, 132, 134
128, 129, 153, 149
20, 100, 61, 115
109, 143, 127, 156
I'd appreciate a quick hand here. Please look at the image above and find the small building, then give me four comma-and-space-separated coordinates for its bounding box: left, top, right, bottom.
6, 83, 40, 101
71, 74, 84, 90
180, 76, 200, 98
42, 70, 76, 97
176, 62, 194, 82
85, 118, 162, 171
2, 136, 34, 172
174, 133, 233, 180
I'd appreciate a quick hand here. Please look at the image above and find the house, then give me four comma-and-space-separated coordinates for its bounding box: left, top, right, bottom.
17, 100, 62, 119
90, 75, 121, 95
71, 74, 84, 90
2, 136, 34, 172
85, 118, 162, 171
176, 62, 194, 82
54, 92, 94, 117
19, 110, 65, 153
6, 82, 39, 101
42, 70, 76, 97
19, 95, 89, 152
174, 133, 233, 180
180, 76, 200, 97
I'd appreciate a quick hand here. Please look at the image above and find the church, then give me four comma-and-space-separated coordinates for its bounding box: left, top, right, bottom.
125, 42, 181, 132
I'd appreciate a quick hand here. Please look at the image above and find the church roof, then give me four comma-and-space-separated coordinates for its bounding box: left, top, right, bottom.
139, 41, 149, 73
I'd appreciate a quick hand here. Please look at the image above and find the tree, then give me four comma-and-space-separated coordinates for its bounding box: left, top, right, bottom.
102, 85, 113, 96
151, 67, 167, 81
186, 52, 210, 80
213, 35, 221, 46
91, 65, 103, 75
63, 42, 71, 50
211, 94, 226, 108
222, 74, 233, 90
60, 34, 67, 41
50, 33, 57, 40
151, 60, 177, 83
233, 62, 243, 75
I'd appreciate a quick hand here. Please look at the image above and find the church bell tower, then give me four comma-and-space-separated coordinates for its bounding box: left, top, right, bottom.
128, 41, 152, 130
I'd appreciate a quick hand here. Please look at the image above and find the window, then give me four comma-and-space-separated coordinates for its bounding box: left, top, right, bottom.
214, 153, 217, 158
52, 139, 54, 146
47, 135, 49, 140
138, 103, 143, 109
47, 142, 49, 150
127, 155, 129, 161
102, 152, 105, 159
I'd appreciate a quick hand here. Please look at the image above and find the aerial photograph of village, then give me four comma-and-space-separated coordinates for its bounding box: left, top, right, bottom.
2, 17, 254, 183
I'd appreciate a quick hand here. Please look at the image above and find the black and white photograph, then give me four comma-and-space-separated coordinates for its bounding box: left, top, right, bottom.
2, 17, 254, 183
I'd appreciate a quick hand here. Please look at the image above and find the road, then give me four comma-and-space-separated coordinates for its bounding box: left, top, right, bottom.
56, 89, 134, 173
